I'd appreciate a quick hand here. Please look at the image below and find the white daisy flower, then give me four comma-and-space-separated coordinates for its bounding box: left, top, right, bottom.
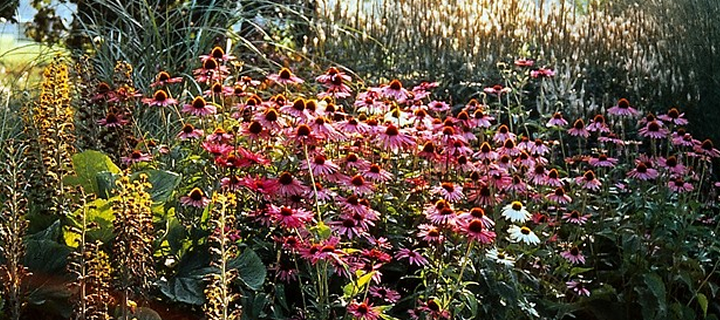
508, 225, 540, 245
501, 201, 531, 223
486, 247, 515, 267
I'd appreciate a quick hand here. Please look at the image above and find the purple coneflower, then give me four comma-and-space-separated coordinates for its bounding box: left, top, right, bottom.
347, 299, 380, 320
394, 248, 429, 267
547, 187, 572, 204
122, 150, 152, 165
432, 182, 464, 202
638, 120, 669, 139
588, 154, 618, 168
561, 246, 586, 264
376, 124, 416, 153
563, 210, 589, 225
177, 123, 204, 140
668, 178, 694, 193
182, 96, 217, 116
269, 205, 314, 229
276, 172, 309, 197
566, 280, 591, 297
607, 98, 639, 117
575, 170, 602, 191
267, 67, 304, 85
150, 71, 183, 87
142, 89, 177, 107
657, 107, 688, 125
180, 188, 210, 208
568, 118, 590, 138
97, 111, 128, 128
627, 162, 658, 181
417, 224, 444, 244
547, 112, 568, 127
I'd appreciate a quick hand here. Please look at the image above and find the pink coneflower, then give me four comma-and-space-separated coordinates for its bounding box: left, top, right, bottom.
432, 182, 464, 203
280, 98, 311, 120
219, 175, 243, 192
547, 112, 568, 127
695, 139, 720, 158
484, 84, 511, 96
586, 114, 610, 133
122, 150, 152, 164
382, 79, 410, 102
575, 170, 602, 191
203, 126, 231, 142
180, 188, 210, 208
455, 155, 476, 173
468, 183, 499, 206
269, 205, 314, 229
300, 154, 338, 176
588, 154, 618, 168
276, 172, 309, 197
566, 280, 591, 297
200, 46, 235, 62
343, 153, 371, 171
201, 142, 233, 159
376, 124, 416, 153
568, 119, 590, 138
192, 58, 229, 83
493, 124, 516, 144
426, 202, 457, 226
177, 123, 204, 140
563, 210, 589, 225
638, 120, 668, 139
458, 207, 495, 228
531, 67, 555, 78
530, 139, 550, 156
331, 217, 367, 239
287, 124, 319, 146
92, 82, 115, 101
369, 286, 401, 303
272, 262, 298, 283
561, 246, 586, 264
347, 299, 380, 320
506, 174, 528, 193
544, 168, 563, 187
514, 58, 535, 67
97, 111, 128, 128
473, 142, 497, 161
182, 96, 217, 116
267, 67, 304, 85
428, 100, 450, 113
417, 299, 451, 319
671, 129, 698, 147
309, 115, 344, 141
417, 224, 445, 244
204, 82, 234, 97
498, 138, 520, 157
335, 117, 371, 136
607, 98, 639, 117
343, 174, 375, 196
471, 109, 494, 128
142, 89, 177, 107
150, 71, 183, 87
668, 178, 694, 193
627, 162, 658, 181
316, 67, 351, 90
658, 107, 688, 125
547, 187, 572, 204
363, 164, 394, 183
394, 248, 429, 266
527, 164, 547, 185
657, 155, 685, 175
461, 218, 496, 244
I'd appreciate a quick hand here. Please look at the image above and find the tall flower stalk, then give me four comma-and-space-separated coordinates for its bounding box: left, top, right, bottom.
0, 141, 30, 320
204, 192, 241, 320
112, 174, 155, 319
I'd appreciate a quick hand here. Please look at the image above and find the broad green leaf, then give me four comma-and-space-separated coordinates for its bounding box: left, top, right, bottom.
357, 271, 375, 289
64, 198, 115, 248
697, 293, 708, 318
63, 150, 120, 195
230, 249, 267, 291
159, 247, 211, 305
312, 222, 332, 240
132, 169, 181, 202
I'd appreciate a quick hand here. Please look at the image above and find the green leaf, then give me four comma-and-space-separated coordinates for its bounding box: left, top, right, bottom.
357, 271, 375, 289
63, 150, 120, 195
159, 247, 211, 305
641, 273, 667, 319
132, 170, 181, 202
64, 198, 115, 248
570, 267, 594, 277
697, 293, 708, 318
313, 222, 332, 240
230, 249, 266, 291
